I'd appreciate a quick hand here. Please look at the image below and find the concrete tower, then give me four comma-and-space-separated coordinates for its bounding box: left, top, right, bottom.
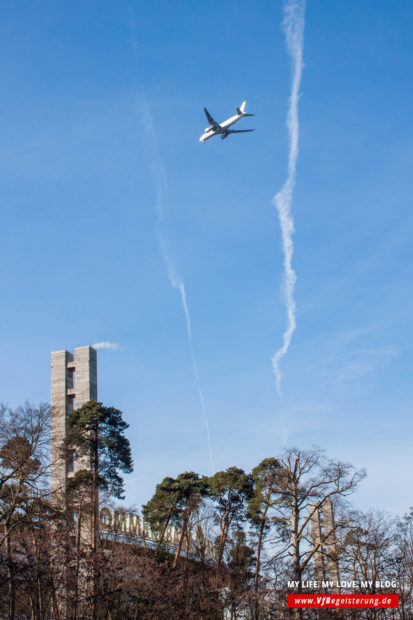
51, 346, 97, 497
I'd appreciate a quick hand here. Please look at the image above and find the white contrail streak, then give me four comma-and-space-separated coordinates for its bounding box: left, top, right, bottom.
178, 282, 215, 471
128, 19, 215, 473
272, 0, 306, 396
142, 101, 215, 473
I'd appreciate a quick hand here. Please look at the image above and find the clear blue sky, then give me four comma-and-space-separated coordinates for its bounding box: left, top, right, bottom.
1, 1, 413, 515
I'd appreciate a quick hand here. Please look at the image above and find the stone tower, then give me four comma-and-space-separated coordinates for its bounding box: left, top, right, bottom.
51, 346, 97, 497
310, 499, 340, 588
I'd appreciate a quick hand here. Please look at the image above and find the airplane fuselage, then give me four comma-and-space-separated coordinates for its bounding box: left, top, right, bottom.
199, 113, 244, 143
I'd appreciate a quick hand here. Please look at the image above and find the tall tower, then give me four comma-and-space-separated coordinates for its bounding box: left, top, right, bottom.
51, 346, 97, 496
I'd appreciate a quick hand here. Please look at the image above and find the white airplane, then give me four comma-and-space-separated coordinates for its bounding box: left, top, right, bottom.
199, 101, 255, 143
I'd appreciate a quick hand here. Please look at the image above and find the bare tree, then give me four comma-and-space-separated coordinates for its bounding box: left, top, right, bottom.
266, 447, 365, 619
394, 508, 413, 620
0, 402, 51, 619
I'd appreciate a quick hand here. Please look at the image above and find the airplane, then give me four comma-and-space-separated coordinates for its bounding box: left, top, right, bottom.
199, 101, 255, 143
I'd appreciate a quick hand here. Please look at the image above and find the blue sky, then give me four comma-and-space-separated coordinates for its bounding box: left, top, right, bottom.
1, 1, 413, 515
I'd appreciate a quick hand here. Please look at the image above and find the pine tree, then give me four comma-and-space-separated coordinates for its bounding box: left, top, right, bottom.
67, 400, 133, 546
248, 457, 281, 615
66, 400, 133, 620
208, 466, 253, 567
143, 471, 208, 567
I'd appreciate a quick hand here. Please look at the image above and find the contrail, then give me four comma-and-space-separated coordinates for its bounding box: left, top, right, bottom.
272, 0, 306, 395
141, 99, 215, 473
128, 16, 215, 473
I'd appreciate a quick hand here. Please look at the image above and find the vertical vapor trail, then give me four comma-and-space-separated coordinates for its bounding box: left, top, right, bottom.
272, 0, 306, 396
142, 101, 215, 474
179, 282, 215, 472
128, 18, 215, 472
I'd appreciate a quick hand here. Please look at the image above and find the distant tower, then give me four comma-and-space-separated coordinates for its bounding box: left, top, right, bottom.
310, 500, 340, 590
51, 346, 97, 497
50, 347, 97, 618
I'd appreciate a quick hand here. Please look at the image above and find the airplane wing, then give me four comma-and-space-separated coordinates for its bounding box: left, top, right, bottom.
204, 108, 220, 130
225, 129, 255, 133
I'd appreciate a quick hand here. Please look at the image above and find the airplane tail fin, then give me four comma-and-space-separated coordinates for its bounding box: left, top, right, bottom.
236, 101, 247, 115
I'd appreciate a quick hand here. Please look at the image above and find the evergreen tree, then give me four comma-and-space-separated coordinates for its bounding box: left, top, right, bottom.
143, 471, 208, 567
66, 400, 133, 546
208, 466, 253, 566
66, 400, 133, 620
142, 476, 179, 550
248, 457, 281, 617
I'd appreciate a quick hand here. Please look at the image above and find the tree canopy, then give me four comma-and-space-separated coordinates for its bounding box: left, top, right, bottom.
66, 400, 133, 499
